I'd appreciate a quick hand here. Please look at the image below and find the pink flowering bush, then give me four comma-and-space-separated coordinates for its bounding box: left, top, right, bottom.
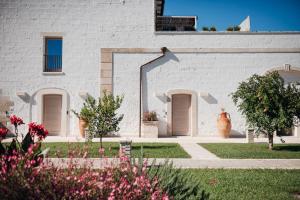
0, 150, 169, 200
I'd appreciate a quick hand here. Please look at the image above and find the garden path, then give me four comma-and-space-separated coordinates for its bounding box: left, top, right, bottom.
178, 142, 219, 160
47, 158, 300, 169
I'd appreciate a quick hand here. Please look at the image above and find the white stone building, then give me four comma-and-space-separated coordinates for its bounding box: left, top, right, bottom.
0, 0, 300, 138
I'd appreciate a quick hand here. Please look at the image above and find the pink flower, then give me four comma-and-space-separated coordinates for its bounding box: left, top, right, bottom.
98, 148, 105, 155
83, 152, 88, 158
9, 115, 24, 126
0, 128, 8, 138
28, 122, 48, 140
162, 193, 169, 200
132, 166, 138, 175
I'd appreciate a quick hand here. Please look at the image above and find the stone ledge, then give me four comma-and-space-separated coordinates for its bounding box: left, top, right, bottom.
42, 72, 65, 76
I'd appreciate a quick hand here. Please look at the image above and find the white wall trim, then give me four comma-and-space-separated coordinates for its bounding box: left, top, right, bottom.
265, 65, 300, 74
36, 88, 69, 136
166, 89, 198, 137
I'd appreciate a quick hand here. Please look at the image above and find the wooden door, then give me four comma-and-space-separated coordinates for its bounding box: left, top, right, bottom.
43, 94, 62, 135
172, 94, 191, 136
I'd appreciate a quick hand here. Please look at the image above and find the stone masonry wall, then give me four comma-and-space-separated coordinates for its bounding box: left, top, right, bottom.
0, 0, 300, 136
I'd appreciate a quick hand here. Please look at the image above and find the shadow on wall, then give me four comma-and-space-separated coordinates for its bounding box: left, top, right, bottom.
142, 51, 179, 112
200, 93, 218, 104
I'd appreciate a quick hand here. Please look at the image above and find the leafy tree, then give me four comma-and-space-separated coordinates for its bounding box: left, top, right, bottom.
232, 71, 300, 150
87, 91, 124, 149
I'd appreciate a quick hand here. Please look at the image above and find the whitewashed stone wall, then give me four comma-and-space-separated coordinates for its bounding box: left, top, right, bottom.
1, 0, 300, 136
113, 53, 300, 136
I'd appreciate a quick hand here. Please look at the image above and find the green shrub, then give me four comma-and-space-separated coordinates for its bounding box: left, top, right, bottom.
233, 25, 241, 31
210, 26, 216, 31
71, 96, 95, 122
226, 26, 233, 31
148, 161, 210, 200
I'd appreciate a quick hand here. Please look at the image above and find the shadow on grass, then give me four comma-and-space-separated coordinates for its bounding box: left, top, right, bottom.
273, 145, 300, 152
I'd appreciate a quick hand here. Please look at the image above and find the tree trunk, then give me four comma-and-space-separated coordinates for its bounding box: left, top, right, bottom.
99, 133, 103, 158
100, 133, 102, 149
268, 134, 273, 150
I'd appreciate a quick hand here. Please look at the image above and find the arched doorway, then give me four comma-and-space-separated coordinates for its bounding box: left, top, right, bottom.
35, 88, 69, 136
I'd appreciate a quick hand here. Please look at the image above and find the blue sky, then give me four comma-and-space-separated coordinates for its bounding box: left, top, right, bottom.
164, 0, 300, 31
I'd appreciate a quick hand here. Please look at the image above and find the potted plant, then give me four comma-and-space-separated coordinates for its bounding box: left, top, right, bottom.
226, 26, 234, 31
227, 25, 240, 32
142, 111, 159, 138
72, 96, 95, 138
233, 25, 241, 31
210, 26, 217, 31
202, 26, 209, 31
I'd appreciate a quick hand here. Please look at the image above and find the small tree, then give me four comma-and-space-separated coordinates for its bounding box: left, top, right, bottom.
88, 91, 124, 149
232, 71, 300, 150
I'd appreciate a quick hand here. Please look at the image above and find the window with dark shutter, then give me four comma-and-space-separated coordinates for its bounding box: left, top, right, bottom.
44, 37, 62, 72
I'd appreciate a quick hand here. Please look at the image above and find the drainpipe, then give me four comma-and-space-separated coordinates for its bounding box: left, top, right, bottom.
139, 47, 167, 137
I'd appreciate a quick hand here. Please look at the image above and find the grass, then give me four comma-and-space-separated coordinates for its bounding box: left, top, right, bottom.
200, 143, 300, 159
190, 169, 300, 200
42, 142, 190, 158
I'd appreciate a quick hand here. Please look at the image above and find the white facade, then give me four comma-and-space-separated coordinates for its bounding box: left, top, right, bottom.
1, 0, 300, 137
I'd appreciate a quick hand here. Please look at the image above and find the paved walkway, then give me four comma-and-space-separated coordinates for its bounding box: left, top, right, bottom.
46, 158, 300, 169
179, 143, 219, 160
43, 136, 300, 144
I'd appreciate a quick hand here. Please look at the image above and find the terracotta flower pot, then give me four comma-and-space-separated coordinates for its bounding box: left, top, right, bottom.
79, 118, 88, 138
217, 111, 231, 138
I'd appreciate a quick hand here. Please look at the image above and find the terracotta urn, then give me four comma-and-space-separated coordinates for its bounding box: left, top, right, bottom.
217, 110, 231, 138
79, 118, 88, 138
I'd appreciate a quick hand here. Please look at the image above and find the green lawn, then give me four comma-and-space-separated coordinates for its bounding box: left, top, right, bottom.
200, 143, 300, 159
190, 169, 300, 200
42, 142, 190, 158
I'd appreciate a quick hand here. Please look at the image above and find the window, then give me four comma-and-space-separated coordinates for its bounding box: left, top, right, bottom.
44, 37, 62, 72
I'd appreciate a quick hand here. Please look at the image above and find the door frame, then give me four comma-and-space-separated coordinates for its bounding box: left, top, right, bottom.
167, 89, 198, 137
36, 88, 69, 136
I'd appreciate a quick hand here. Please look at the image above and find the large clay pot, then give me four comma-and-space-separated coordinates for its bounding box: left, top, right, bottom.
79, 118, 88, 138
217, 111, 231, 138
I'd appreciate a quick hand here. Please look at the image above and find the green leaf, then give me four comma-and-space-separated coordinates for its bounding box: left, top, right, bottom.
0, 142, 6, 154
21, 132, 34, 153
7, 139, 17, 154
38, 147, 50, 159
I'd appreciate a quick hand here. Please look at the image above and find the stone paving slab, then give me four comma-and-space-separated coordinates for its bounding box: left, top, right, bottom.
179, 143, 219, 160
46, 158, 300, 169
166, 159, 300, 169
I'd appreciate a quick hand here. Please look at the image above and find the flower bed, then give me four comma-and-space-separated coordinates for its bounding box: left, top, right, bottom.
0, 115, 209, 200
0, 152, 169, 200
